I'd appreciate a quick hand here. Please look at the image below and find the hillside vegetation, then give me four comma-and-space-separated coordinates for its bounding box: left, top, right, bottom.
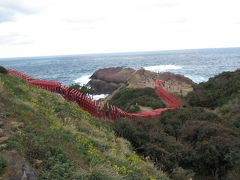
0, 73, 168, 179
114, 70, 240, 180
187, 70, 240, 108
109, 87, 166, 113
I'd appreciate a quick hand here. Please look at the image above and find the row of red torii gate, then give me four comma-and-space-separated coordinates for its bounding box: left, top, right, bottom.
8, 69, 181, 121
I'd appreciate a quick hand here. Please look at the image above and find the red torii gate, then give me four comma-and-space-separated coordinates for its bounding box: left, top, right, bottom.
29, 80, 61, 92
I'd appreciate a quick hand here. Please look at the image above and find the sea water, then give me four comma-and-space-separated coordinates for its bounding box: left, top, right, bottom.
1, 48, 240, 86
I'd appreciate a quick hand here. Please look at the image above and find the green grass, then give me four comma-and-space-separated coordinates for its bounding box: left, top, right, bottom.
0, 156, 7, 175
0, 74, 169, 180
109, 87, 166, 113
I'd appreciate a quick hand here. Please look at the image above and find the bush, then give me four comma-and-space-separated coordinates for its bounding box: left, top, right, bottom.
110, 87, 166, 113
180, 121, 240, 178
0, 156, 7, 175
128, 105, 140, 113
114, 119, 151, 152
216, 94, 240, 129
171, 167, 194, 180
114, 107, 240, 179
187, 70, 240, 108
0, 66, 7, 74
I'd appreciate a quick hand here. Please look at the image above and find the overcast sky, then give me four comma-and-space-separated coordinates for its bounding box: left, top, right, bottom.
0, 0, 240, 58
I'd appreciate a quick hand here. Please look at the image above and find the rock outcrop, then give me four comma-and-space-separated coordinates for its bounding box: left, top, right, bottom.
88, 67, 135, 94
88, 67, 194, 96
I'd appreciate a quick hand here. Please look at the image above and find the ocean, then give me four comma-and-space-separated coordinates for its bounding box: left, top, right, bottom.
1, 48, 240, 86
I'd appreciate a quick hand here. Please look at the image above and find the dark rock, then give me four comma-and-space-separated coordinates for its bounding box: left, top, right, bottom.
88, 67, 135, 94
0, 66, 8, 74
90, 67, 135, 83
88, 79, 120, 94
1, 150, 37, 180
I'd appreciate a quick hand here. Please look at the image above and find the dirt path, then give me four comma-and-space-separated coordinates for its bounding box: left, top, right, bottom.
139, 106, 153, 112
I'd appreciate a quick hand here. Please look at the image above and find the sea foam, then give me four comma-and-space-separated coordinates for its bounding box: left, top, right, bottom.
143, 65, 182, 73
93, 94, 109, 100
73, 74, 91, 85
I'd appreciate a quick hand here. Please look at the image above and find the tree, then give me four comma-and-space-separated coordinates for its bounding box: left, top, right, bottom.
69, 83, 95, 98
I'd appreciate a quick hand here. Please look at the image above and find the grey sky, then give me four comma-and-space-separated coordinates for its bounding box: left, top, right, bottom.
0, 0, 240, 58
0, 0, 37, 23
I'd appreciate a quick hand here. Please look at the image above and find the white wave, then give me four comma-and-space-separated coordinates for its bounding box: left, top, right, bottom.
184, 74, 208, 83
143, 65, 182, 73
73, 74, 91, 86
92, 94, 108, 100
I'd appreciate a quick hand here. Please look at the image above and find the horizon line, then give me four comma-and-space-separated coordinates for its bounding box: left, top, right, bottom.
1, 46, 240, 59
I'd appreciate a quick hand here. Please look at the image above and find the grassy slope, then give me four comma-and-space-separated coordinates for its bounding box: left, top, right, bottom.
0, 74, 169, 180
109, 87, 166, 113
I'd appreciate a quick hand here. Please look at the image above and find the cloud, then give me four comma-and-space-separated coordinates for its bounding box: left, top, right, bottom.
0, 0, 38, 23
234, 21, 240, 25
0, 10, 14, 23
0, 33, 19, 44
161, 18, 187, 24
63, 17, 105, 24
12, 40, 35, 45
153, 0, 181, 8
0, 0, 240, 58
0, 33, 34, 45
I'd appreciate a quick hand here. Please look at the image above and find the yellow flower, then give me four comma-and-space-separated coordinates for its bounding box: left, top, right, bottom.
149, 175, 156, 180
75, 134, 89, 145
113, 164, 128, 175
127, 153, 144, 165
87, 143, 98, 157
50, 120, 63, 130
